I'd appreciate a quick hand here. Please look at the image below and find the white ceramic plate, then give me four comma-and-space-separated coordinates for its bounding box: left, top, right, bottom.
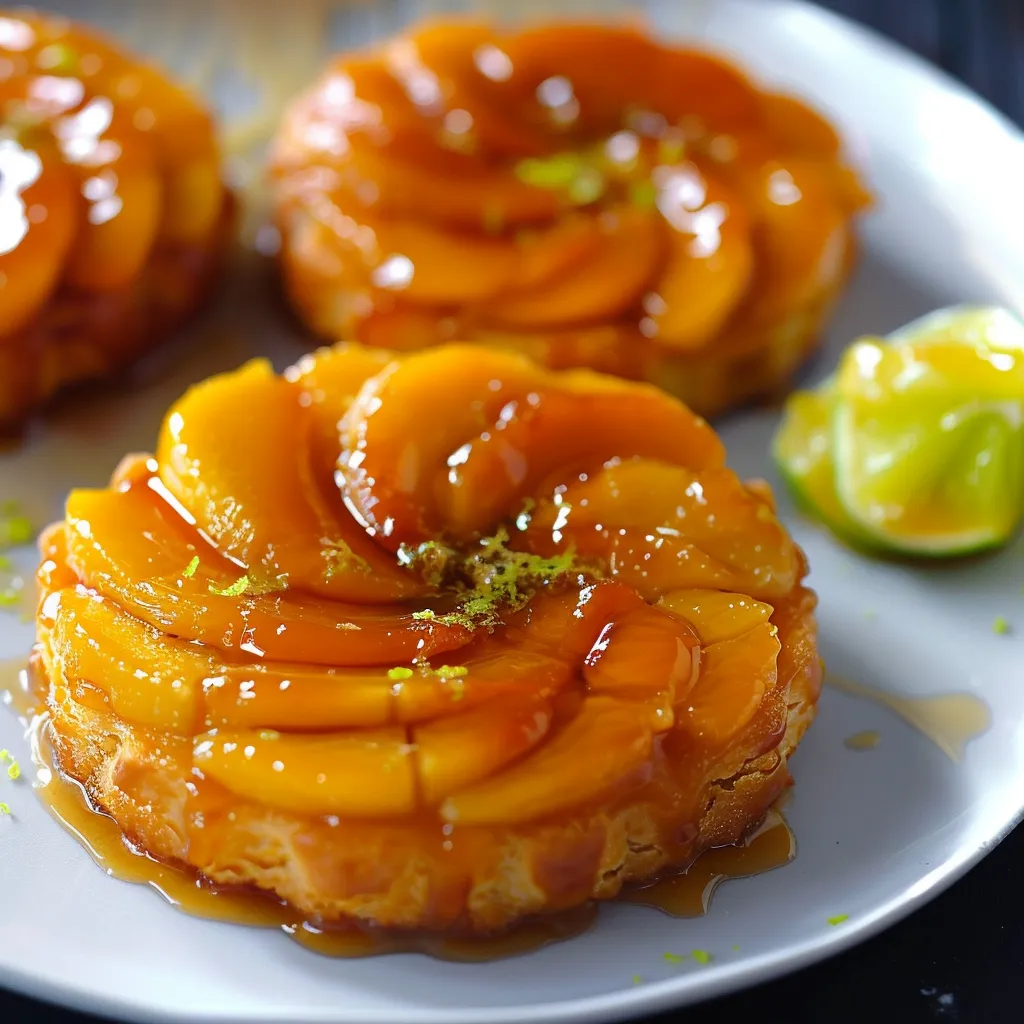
3, 1, 1024, 1021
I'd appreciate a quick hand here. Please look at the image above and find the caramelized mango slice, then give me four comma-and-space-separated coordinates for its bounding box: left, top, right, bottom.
56, 102, 163, 291
658, 588, 774, 645
156, 358, 422, 603
582, 605, 699, 726
12, 11, 222, 243
41, 585, 206, 732
366, 218, 519, 304
340, 345, 724, 546
392, 645, 572, 722
520, 459, 799, 600
441, 696, 652, 824
193, 727, 417, 817
480, 206, 663, 328
0, 136, 77, 338
679, 621, 779, 745
413, 696, 552, 804
63, 485, 472, 665
203, 664, 393, 730
648, 173, 754, 348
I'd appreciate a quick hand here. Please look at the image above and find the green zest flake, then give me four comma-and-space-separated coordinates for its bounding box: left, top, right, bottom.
36, 42, 78, 74
691, 949, 711, 965
0, 502, 33, 548
567, 167, 605, 206
322, 538, 371, 580
387, 667, 413, 681
993, 616, 1010, 635
628, 179, 658, 208
515, 153, 584, 190
407, 525, 589, 632
434, 665, 468, 679
412, 609, 436, 621
514, 153, 606, 206
208, 575, 250, 597
663, 952, 685, 965
657, 136, 685, 164
827, 914, 849, 927
0, 589, 19, 609
631, 975, 643, 986
0, 802, 10, 815
6, 760, 20, 781
182, 555, 200, 579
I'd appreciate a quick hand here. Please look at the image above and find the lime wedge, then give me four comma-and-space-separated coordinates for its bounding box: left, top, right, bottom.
771, 387, 878, 550
774, 306, 1024, 557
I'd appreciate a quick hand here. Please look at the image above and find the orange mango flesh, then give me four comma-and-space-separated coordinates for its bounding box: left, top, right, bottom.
270, 19, 870, 414
0, 10, 223, 346
518, 459, 800, 602
340, 344, 724, 548
39, 342, 818, 875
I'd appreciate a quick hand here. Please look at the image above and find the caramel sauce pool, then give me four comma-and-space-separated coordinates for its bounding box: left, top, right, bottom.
622, 808, 795, 916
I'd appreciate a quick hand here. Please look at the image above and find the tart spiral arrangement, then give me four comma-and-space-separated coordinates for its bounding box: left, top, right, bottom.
270, 21, 870, 418
0, 10, 230, 427
35, 342, 821, 935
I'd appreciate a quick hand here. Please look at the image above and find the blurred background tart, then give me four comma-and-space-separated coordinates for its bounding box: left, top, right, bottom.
0, 9, 231, 430
270, 20, 870, 419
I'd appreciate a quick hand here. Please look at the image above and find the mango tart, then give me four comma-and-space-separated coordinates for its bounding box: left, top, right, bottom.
0, 9, 231, 428
34, 342, 821, 934
270, 19, 870, 419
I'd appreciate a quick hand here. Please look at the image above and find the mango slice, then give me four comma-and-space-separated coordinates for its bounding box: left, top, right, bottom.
193, 727, 417, 817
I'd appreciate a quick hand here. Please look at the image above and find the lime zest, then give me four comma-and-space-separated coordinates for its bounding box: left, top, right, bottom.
993, 616, 1010, 635
433, 665, 468, 679
631, 975, 643, 986
321, 537, 372, 580
411, 609, 436, 621
691, 949, 711, 965
663, 952, 685, 964
0, 802, 10, 815
731, 944, 740, 952
0, 501, 34, 549
182, 555, 200, 579
404, 526, 589, 632
208, 575, 250, 597
827, 914, 849, 926
514, 152, 606, 206
566, 167, 605, 206
657, 136, 685, 164
36, 42, 78, 74
387, 667, 413, 681
514, 153, 584, 190
628, 179, 658, 208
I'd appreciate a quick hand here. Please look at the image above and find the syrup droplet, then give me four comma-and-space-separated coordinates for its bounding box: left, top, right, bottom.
844, 729, 880, 751
827, 674, 990, 763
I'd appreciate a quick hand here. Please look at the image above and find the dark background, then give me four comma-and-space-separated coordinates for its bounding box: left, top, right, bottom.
3, 1, 1022, 1022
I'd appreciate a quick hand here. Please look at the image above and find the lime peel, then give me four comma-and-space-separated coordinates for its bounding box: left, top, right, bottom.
827, 914, 849, 926
774, 306, 1024, 559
